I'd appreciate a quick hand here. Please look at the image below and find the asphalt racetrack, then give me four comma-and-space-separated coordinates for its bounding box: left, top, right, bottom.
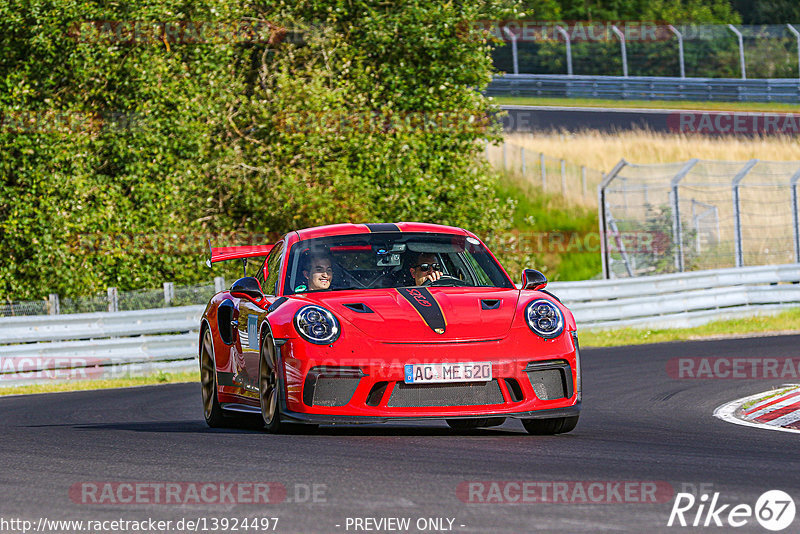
2, 335, 799, 533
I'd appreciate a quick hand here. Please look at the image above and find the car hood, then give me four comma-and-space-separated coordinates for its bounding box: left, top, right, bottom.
301, 287, 520, 342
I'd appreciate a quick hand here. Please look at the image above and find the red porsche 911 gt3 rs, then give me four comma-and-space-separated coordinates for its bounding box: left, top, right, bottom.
199, 222, 581, 434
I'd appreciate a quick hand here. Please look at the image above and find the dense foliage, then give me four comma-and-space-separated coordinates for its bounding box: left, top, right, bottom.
0, 0, 517, 299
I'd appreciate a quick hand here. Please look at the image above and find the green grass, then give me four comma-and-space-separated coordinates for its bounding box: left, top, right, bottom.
579, 307, 800, 348
493, 171, 601, 281
0, 370, 199, 396
492, 96, 800, 113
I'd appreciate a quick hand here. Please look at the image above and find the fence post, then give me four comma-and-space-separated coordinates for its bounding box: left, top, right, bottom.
732, 159, 759, 267
611, 25, 628, 78
107, 287, 119, 313
670, 159, 699, 272
214, 276, 226, 293
581, 166, 587, 198
503, 26, 519, 75
668, 25, 685, 78
598, 159, 629, 279
727, 24, 746, 80
791, 167, 800, 263
163, 282, 175, 307
560, 159, 567, 196
520, 147, 526, 175
48, 293, 60, 315
555, 25, 573, 76
788, 25, 800, 81
540, 153, 546, 190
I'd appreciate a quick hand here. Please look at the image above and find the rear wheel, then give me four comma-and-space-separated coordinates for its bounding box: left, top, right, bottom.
521, 415, 579, 435
259, 335, 286, 433
200, 328, 225, 428
446, 417, 506, 430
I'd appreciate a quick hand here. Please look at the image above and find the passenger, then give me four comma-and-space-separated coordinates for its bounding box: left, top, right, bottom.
409, 252, 443, 286
302, 253, 334, 291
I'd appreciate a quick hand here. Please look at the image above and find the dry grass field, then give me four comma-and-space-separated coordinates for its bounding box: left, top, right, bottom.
502, 130, 800, 173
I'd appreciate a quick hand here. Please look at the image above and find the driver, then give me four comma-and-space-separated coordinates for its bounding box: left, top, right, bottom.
409, 252, 443, 286
302, 253, 334, 291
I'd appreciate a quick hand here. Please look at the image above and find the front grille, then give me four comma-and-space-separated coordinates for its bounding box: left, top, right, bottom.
387, 380, 504, 407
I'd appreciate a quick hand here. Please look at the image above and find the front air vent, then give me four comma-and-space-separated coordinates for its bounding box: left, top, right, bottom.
343, 302, 374, 313
303, 367, 364, 407
524, 360, 572, 400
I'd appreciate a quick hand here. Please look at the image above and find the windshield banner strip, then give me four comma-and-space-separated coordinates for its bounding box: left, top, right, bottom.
396, 288, 447, 334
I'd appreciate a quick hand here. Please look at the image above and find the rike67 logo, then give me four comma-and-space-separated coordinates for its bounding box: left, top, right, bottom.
668, 490, 795, 531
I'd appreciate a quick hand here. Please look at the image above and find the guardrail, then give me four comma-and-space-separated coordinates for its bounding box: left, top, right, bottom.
486, 74, 800, 103
2, 264, 799, 387
549, 264, 800, 329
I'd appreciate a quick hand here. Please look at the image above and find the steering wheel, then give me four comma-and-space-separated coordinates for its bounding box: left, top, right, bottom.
421, 275, 470, 287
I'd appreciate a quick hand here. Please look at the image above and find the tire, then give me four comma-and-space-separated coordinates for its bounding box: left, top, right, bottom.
446, 417, 506, 430
200, 328, 226, 428
259, 334, 286, 433
521, 415, 579, 435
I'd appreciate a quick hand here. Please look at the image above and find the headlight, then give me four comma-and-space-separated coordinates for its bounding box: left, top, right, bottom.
525, 299, 564, 339
294, 305, 340, 345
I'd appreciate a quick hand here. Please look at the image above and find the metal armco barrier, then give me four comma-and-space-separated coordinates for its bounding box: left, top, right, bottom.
486, 74, 800, 103
2, 265, 799, 386
0, 305, 204, 387
549, 264, 800, 329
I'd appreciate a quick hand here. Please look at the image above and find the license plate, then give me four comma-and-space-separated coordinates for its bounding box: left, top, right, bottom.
404, 362, 492, 384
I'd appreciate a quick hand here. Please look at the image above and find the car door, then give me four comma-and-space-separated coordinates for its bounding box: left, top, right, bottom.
235, 241, 284, 398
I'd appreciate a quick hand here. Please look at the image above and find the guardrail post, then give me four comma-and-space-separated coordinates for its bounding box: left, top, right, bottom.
163, 282, 175, 307
732, 159, 759, 267
214, 276, 226, 293
670, 159, 699, 272
555, 25, 573, 76
611, 25, 628, 78
668, 25, 685, 79
791, 167, 800, 263
788, 24, 800, 81
48, 293, 60, 315
727, 24, 746, 80
598, 159, 629, 279
560, 159, 566, 196
107, 287, 119, 313
540, 153, 546, 190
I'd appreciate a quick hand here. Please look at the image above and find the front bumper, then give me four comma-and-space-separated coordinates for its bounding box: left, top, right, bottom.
276, 328, 581, 421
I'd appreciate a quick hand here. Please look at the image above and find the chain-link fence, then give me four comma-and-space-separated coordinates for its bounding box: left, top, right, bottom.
0, 279, 224, 317
491, 23, 800, 79
486, 140, 604, 207
600, 158, 800, 278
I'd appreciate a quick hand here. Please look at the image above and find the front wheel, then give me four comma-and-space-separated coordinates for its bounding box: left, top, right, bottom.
259, 335, 286, 433
522, 415, 579, 435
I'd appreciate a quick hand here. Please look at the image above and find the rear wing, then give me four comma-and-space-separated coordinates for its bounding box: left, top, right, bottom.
206, 241, 274, 268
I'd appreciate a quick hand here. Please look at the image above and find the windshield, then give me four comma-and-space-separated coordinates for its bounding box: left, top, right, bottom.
283, 232, 513, 294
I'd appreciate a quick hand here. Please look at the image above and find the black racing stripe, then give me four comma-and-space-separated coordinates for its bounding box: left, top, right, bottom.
397, 287, 446, 333
365, 223, 400, 233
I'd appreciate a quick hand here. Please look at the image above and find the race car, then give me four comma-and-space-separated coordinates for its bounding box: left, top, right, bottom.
199, 222, 581, 434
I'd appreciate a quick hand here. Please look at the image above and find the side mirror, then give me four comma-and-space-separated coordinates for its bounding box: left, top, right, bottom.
230, 277, 264, 299
521, 269, 547, 291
